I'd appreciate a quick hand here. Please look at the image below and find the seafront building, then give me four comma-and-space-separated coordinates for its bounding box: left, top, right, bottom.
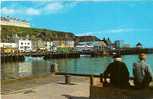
0, 34, 132, 53
0, 42, 17, 48
95, 40, 108, 51
0, 42, 17, 53
114, 40, 124, 48
46, 41, 57, 52
0, 37, 75, 53
32, 39, 46, 51
114, 40, 131, 49
46, 40, 75, 52
75, 42, 94, 52
75, 40, 107, 52
0, 16, 30, 28
136, 42, 143, 48
18, 39, 32, 52
103, 38, 113, 49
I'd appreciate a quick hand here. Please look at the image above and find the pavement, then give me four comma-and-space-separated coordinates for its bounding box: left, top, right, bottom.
1, 75, 90, 99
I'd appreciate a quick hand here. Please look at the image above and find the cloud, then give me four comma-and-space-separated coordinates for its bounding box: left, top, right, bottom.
77, 28, 152, 36
1, 7, 16, 15
1, 7, 40, 16
43, 2, 79, 14
1, 2, 79, 16
102, 28, 152, 33
44, 2, 64, 13
25, 8, 40, 15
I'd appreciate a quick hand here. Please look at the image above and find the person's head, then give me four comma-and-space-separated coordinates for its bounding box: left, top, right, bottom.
138, 53, 147, 61
113, 54, 122, 62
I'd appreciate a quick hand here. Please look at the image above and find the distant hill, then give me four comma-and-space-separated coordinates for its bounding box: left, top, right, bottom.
1, 25, 75, 42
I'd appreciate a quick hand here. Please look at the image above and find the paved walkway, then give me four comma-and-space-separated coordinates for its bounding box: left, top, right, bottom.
1, 76, 90, 99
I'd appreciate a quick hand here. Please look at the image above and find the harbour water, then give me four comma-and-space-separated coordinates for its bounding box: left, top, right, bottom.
1, 54, 153, 80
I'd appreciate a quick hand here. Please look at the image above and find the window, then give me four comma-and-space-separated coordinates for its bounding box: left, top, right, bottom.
21, 42, 23, 45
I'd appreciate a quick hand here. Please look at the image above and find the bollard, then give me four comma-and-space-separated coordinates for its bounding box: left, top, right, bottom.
50, 63, 59, 73
65, 75, 71, 84
90, 75, 94, 86
100, 73, 103, 83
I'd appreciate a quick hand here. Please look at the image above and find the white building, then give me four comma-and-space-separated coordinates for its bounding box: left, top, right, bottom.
75, 41, 107, 52
18, 39, 32, 52
0, 42, 17, 48
75, 42, 94, 52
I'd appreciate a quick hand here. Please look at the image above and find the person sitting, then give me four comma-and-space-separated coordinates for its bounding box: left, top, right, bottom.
133, 53, 153, 89
103, 54, 130, 88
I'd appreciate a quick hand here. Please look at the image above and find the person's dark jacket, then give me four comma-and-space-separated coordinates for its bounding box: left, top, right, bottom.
104, 61, 129, 88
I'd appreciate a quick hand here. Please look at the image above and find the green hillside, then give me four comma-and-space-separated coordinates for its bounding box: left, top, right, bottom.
1, 25, 75, 42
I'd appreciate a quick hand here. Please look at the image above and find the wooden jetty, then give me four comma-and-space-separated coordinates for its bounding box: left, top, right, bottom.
79, 50, 109, 57
111, 48, 153, 55
43, 52, 80, 59
79, 48, 153, 57
24, 52, 46, 57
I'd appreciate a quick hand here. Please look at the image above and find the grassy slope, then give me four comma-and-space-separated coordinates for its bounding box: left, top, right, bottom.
1, 25, 75, 41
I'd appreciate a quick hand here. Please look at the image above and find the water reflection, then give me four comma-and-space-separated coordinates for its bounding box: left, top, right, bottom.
18, 62, 32, 77
48, 56, 112, 74
1, 54, 153, 80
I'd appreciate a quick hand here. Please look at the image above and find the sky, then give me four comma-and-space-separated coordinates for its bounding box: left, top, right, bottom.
1, 0, 153, 48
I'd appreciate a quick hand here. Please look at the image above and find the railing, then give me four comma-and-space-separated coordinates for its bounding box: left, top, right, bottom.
49, 64, 134, 86
56, 72, 100, 85
55, 72, 134, 86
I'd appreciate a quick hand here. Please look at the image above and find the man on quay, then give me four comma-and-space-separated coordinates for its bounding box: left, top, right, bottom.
133, 53, 153, 89
103, 54, 130, 88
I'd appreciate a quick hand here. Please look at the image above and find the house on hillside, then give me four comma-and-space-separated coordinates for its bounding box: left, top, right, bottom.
0, 16, 30, 28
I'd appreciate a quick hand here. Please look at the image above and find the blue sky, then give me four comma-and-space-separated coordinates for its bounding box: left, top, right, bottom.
1, 1, 153, 48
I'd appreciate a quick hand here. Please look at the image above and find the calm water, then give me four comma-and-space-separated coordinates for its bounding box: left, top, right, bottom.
1, 54, 153, 80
